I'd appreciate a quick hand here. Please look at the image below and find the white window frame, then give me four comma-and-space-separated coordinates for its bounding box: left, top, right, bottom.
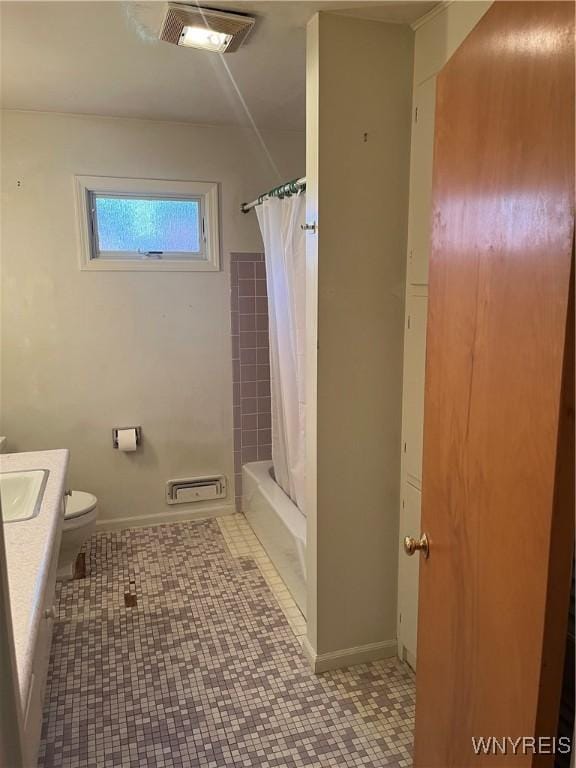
74, 175, 220, 272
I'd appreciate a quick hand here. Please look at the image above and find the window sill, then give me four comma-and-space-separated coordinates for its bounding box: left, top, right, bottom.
79, 258, 220, 272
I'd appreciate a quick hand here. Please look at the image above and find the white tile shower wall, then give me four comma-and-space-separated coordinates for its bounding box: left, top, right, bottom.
231, 253, 272, 510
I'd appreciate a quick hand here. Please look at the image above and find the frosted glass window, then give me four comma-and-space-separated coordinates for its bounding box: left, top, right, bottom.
93, 195, 202, 257
76, 176, 220, 272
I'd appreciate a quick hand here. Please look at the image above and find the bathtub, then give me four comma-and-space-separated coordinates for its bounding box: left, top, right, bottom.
242, 461, 306, 617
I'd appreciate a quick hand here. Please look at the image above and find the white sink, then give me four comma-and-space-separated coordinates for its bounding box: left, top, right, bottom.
0, 470, 49, 523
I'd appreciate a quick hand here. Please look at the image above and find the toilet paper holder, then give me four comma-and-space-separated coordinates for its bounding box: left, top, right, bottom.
112, 426, 142, 449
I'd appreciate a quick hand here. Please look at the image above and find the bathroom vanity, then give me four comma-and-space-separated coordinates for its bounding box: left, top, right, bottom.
1, 449, 68, 767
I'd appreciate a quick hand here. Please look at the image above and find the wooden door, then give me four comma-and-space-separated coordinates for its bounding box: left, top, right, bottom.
413, 3, 575, 766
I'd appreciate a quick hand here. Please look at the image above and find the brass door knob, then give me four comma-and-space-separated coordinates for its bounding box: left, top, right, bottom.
403, 533, 429, 559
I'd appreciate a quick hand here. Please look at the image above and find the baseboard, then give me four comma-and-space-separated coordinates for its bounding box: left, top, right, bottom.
96, 503, 235, 532
302, 636, 398, 673
400, 644, 417, 673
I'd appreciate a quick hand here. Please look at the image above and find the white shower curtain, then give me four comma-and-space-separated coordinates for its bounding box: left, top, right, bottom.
256, 194, 306, 513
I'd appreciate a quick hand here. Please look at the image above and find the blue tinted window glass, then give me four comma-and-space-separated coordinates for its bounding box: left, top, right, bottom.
95, 196, 200, 253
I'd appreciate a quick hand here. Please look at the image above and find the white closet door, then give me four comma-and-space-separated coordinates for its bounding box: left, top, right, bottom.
403, 291, 428, 489
398, 288, 427, 667
397, 482, 422, 668
406, 76, 436, 286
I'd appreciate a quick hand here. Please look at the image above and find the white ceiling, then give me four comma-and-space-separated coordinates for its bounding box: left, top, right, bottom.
0, 1, 436, 131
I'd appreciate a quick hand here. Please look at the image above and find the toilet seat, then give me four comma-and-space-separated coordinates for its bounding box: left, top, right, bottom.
65, 491, 98, 520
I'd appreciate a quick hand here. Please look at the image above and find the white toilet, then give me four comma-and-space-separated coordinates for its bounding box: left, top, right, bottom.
57, 491, 98, 579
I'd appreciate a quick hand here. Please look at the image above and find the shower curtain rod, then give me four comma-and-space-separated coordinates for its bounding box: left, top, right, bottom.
241, 177, 306, 214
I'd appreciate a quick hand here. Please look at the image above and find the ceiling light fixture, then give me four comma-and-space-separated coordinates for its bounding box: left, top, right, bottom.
159, 4, 255, 53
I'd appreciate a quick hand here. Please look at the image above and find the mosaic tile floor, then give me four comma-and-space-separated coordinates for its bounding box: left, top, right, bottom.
217, 515, 307, 641
39, 517, 415, 768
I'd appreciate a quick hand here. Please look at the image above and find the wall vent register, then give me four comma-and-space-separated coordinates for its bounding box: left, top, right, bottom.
166, 476, 227, 505
75, 176, 220, 271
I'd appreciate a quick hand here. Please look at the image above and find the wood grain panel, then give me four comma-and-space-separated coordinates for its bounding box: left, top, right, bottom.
414, 3, 575, 765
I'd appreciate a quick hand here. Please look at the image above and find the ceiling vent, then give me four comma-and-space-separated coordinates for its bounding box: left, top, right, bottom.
159, 4, 255, 53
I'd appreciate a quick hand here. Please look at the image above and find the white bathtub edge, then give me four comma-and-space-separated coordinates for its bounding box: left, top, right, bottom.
242, 461, 307, 617
242, 461, 305, 543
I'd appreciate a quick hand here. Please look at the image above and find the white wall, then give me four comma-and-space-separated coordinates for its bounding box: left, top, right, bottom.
396, 0, 493, 668
305, 14, 413, 670
0, 110, 304, 527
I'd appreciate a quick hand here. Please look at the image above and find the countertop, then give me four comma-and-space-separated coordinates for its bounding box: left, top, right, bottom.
1, 449, 69, 704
